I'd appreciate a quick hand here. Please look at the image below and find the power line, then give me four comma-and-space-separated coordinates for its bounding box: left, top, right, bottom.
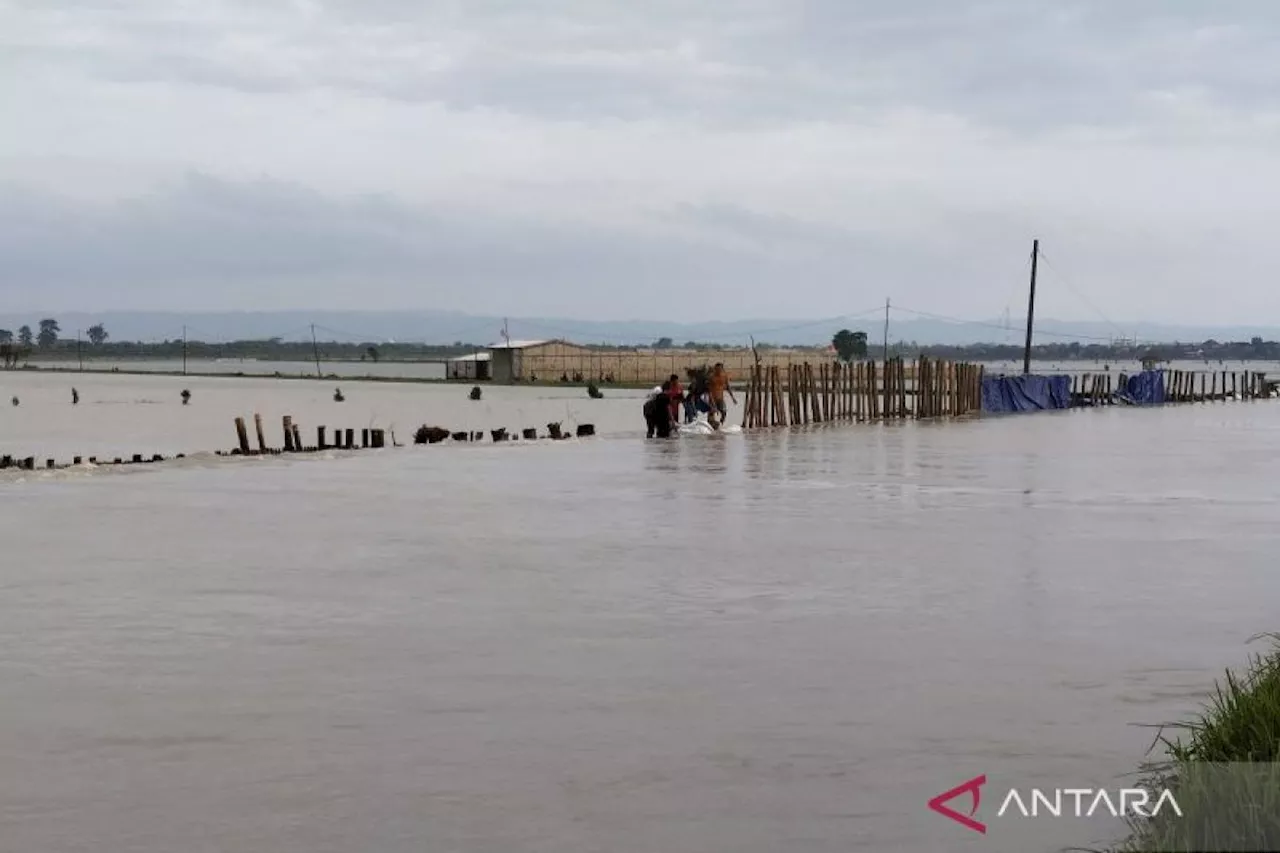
1034, 250, 1126, 341
889, 304, 1125, 343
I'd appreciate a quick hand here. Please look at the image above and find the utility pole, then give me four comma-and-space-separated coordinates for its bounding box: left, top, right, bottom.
1022, 238, 1039, 375
182, 325, 188, 376
501, 318, 510, 345
77, 330, 83, 371
882, 298, 890, 362
311, 324, 322, 378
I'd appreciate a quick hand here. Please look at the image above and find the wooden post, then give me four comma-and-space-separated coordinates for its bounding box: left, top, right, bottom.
830, 363, 837, 420
254, 413, 267, 453
283, 416, 295, 452
926, 357, 935, 418
806, 363, 817, 423
774, 366, 784, 426
845, 362, 853, 420
784, 365, 792, 424
871, 360, 880, 420
345, 428, 354, 449
916, 358, 925, 419
881, 359, 890, 420
362, 428, 370, 448
292, 423, 302, 451
898, 358, 907, 418
816, 364, 824, 422
317, 426, 327, 449
234, 417, 251, 454
1023, 238, 1038, 374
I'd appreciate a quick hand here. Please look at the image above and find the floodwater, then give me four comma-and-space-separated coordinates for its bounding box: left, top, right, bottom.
2, 370, 1279, 852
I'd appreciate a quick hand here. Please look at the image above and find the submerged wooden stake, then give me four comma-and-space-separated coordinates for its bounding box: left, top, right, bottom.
234, 417, 250, 454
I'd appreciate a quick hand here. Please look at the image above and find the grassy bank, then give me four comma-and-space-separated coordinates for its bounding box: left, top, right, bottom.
1110, 635, 1280, 851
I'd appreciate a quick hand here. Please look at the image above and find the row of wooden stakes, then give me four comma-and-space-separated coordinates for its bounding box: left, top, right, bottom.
1072, 370, 1272, 406
740, 357, 985, 429
231, 415, 387, 455
0, 452, 175, 471
230, 414, 598, 455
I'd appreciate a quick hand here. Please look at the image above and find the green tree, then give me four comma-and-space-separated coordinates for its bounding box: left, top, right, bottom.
0, 329, 11, 344
366, 345, 379, 362
653, 337, 673, 349
37, 318, 60, 348
87, 323, 108, 345
832, 328, 868, 362
18, 325, 33, 347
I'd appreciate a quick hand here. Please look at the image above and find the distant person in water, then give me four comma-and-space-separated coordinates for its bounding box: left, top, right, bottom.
71, 388, 79, 405
643, 385, 674, 438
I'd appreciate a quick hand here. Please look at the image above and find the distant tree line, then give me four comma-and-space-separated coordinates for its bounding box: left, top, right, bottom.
0, 319, 489, 366
5, 316, 1279, 368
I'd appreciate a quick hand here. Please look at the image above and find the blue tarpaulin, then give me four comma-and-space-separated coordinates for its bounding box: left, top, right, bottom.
1115, 369, 1165, 405
980, 374, 1073, 413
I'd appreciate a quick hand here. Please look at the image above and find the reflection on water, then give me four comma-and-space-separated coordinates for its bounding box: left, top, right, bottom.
1, 375, 1279, 851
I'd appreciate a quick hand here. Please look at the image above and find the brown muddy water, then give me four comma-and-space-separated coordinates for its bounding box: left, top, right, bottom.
2, 371, 1279, 851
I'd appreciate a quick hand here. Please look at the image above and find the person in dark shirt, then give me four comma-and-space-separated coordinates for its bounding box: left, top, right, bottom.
643, 386, 674, 438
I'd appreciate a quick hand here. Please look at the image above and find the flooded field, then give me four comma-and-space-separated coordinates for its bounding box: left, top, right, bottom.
2, 368, 1278, 851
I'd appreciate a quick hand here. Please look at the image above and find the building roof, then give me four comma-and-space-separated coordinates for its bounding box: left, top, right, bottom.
486, 339, 553, 350
449, 352, 491, 362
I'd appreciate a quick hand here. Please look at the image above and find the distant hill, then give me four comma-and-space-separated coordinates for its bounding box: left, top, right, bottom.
2, 310, 1278, 347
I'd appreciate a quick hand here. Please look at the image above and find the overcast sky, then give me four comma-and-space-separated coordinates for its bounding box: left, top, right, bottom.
2, 1, 1278, 323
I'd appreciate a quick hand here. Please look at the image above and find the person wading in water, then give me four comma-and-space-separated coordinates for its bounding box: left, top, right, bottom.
707, 362, 736, 429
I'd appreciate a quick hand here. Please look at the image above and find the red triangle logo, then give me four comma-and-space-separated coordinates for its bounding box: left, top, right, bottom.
928, 774, 987, 834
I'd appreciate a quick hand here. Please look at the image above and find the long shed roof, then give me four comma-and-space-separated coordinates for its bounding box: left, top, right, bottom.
486, 339, 553, 350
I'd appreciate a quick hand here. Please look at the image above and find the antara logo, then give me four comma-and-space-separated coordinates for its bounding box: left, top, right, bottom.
928, 774, 988, 834
928, 775, 1182, 834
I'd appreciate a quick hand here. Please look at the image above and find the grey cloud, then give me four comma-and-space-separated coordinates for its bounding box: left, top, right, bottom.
3, 1, 1280, 324
0, 175, 1045, 317
14, 0, 1279, 130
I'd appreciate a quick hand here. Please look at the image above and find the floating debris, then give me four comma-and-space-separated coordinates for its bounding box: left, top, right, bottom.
334, 387, 345, 402
469, 386, 482, 401
413, 425, 450, 445
181, 389, 191, 405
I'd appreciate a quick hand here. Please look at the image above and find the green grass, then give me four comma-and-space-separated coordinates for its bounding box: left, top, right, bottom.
1107, 634, 1280, 852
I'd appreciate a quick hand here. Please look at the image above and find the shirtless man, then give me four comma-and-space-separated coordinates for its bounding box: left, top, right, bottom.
707, 363, 736, 429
